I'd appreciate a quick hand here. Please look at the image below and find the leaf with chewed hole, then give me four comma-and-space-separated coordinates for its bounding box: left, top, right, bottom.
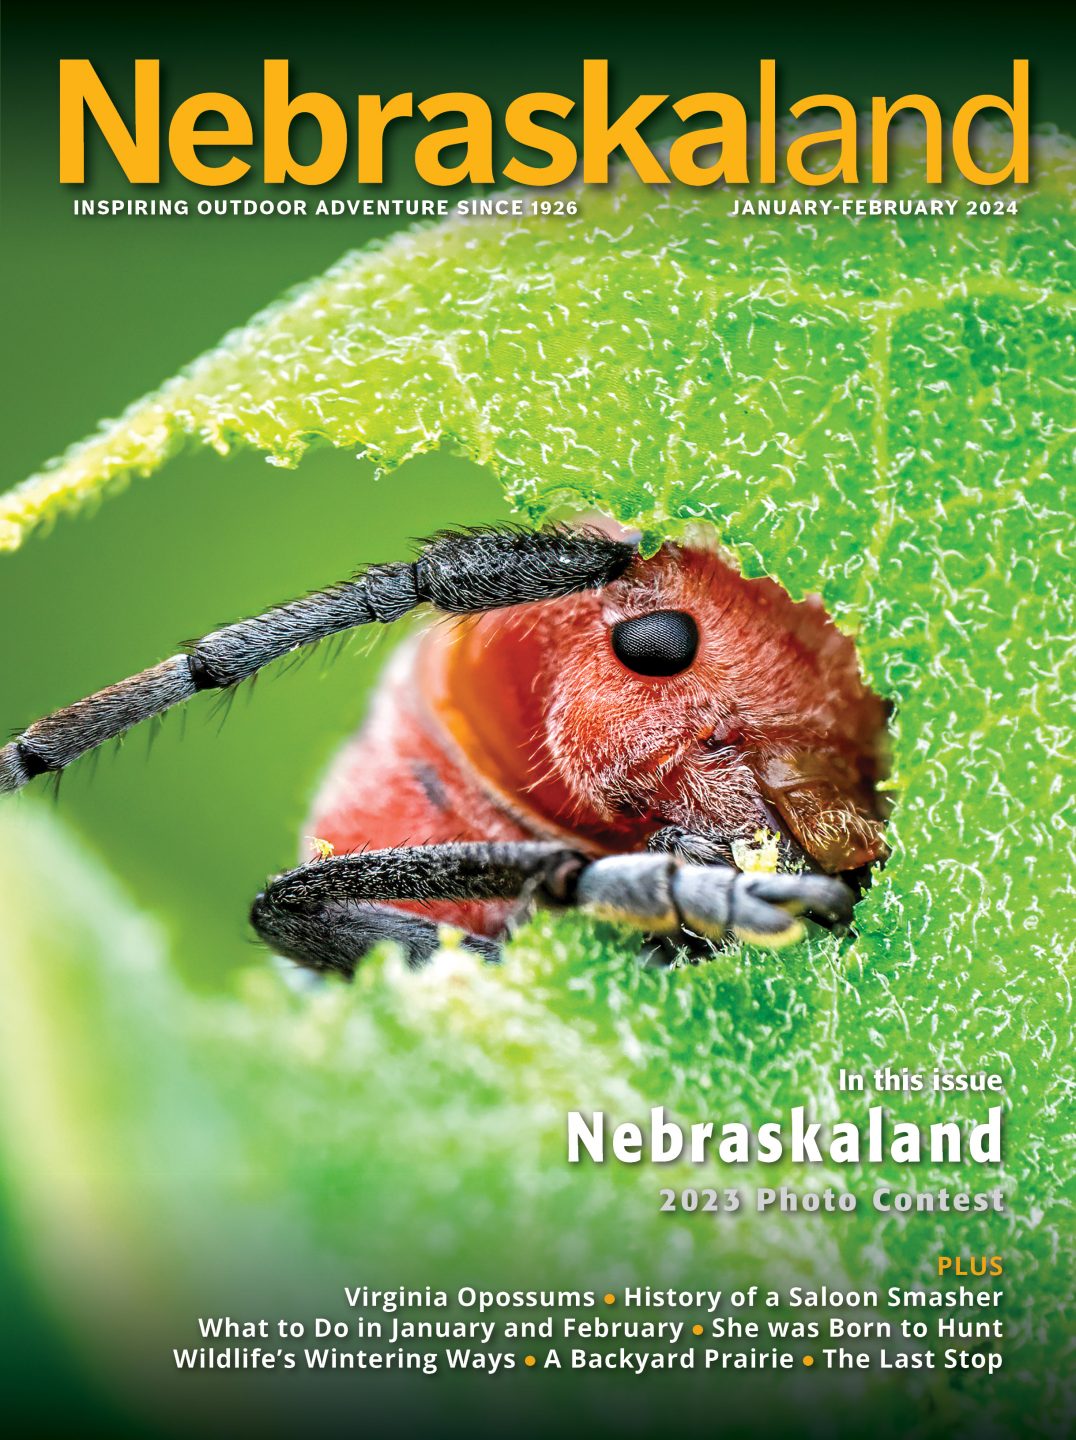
2, 128, 1074, 1437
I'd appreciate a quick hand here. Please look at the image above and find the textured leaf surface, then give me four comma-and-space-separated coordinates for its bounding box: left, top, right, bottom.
5, 130, 1073, 563
1, 132, 1074, 1436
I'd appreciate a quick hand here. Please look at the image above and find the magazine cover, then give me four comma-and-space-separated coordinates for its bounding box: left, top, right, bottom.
1, 5, 1073, 1436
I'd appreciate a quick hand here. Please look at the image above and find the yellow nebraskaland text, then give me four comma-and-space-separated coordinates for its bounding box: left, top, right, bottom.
59, 59, 1029, 190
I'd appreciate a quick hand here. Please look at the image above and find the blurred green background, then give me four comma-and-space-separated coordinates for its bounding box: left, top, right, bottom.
2, 3, 1073, 1434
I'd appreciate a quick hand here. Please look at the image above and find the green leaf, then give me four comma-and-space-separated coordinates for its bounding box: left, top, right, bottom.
2, 131, 1074, 1435
5, 131, 1073, 569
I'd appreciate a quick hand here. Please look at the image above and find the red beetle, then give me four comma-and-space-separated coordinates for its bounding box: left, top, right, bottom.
1, 523, 887, 973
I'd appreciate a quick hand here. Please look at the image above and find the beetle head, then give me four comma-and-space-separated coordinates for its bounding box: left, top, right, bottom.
532, 539, 889, 874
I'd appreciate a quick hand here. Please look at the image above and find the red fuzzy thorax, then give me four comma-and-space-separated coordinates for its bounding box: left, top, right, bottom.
308, 542, 888, 936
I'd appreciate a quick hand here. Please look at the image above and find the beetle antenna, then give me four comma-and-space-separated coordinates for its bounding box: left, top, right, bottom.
1, 525, 636, 795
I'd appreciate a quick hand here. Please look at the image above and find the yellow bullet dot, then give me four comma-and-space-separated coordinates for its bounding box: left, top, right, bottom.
803, 1355, 815, 1367
604, 1293, 616, 1305
692, 1324, 704, 1336
524, 1355, 536, 1367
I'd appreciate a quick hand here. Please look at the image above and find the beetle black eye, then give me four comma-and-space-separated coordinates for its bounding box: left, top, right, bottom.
610, 610, 699, 677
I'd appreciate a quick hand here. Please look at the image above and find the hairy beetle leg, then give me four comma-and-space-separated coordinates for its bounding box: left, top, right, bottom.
575, 855, 853, 948
249, 841, 855, 976
250, 895, 500, 977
